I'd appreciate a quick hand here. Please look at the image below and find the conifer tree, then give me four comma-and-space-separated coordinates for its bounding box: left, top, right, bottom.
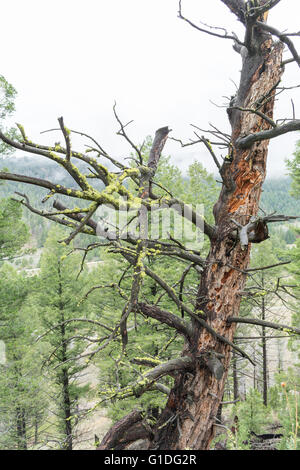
0, 265, 45, 449
36, 227, 92, 450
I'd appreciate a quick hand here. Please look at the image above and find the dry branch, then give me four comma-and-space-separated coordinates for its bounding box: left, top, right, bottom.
228, 317, 300, 335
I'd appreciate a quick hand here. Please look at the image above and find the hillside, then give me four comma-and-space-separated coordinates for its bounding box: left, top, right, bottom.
1, 155, 298, 217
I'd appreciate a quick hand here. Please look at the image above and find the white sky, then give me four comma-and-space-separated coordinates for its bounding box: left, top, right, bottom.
1, 0, 300, 178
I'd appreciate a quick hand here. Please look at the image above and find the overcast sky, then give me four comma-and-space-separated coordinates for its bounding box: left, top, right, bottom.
1, 0, 300, 178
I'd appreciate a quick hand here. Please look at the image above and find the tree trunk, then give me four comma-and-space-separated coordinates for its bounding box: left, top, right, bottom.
253, 350, 257, 389
16, 406, 27, 450
261, 276, 268, 406
58, 263, 73, 451
61, 365, 73, 450
232, 349, 239, 402
34, 414, 39, 446
152, 27, 284, 451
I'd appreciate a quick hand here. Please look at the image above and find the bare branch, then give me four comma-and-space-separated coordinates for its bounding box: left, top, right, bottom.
59, 202, 99, 245
52, 200, 98, 232
140, 126, 170, 199
236, 119, 300, 148
138, 302, 193, 341
245, 0, 281, 19
136, 264, 255, 365
178, 263, 197, 318
245, 260, 291, 272
179, 0, 244, 44
191, 123, 231, 144
282, 57, 297, 67
41, 125, 125, 170
154, 383, 171, 396
13, 125, 97, 190
101, 356, 195, 403
113, 102, 143, 164
13, 192, 95, 236
80, 282, 129, 304
130, 357, 164, 368
228, 317, 300, 336
220, 0, 247, 24
0, 170, 63, 194
257, 20, 300, 68
36, 318, 114, 341
197, 135, 221, 170
167, 197, 216, 240
228, 105, 276, 128
58, 116, 72, 161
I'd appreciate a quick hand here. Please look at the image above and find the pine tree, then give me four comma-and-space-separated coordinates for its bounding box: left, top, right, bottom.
0, 198, 29, 262
36, 226, 92, 450
287, 139, 300, 199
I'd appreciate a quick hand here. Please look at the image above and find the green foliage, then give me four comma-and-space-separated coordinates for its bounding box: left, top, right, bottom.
286, 138, 300, 199
0, 198, 29, 261
261, 176, 299, 212
35, 226, 94, 448
274, 371, 300, 450
0, 264, 46, 449
0, 75, 18, 156
0, 75, 16, 120
184, 161, 219, 225
229, 389, 272, 449
286, 238, 300, 352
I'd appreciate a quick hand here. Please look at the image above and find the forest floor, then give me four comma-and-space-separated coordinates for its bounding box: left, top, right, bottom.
73, 350, 112, 449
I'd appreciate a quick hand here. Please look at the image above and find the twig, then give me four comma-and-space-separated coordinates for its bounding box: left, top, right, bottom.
58, 117, 72, 161
178, 0, 244, 45
113, 102, 143, 164
59, 202, 99, 245
245, 260, 291, 272
197, 134, 221, 170
228, 105, 277, 128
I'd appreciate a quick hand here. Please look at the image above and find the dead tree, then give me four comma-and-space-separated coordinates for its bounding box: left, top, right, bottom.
1, 0, 300, 450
